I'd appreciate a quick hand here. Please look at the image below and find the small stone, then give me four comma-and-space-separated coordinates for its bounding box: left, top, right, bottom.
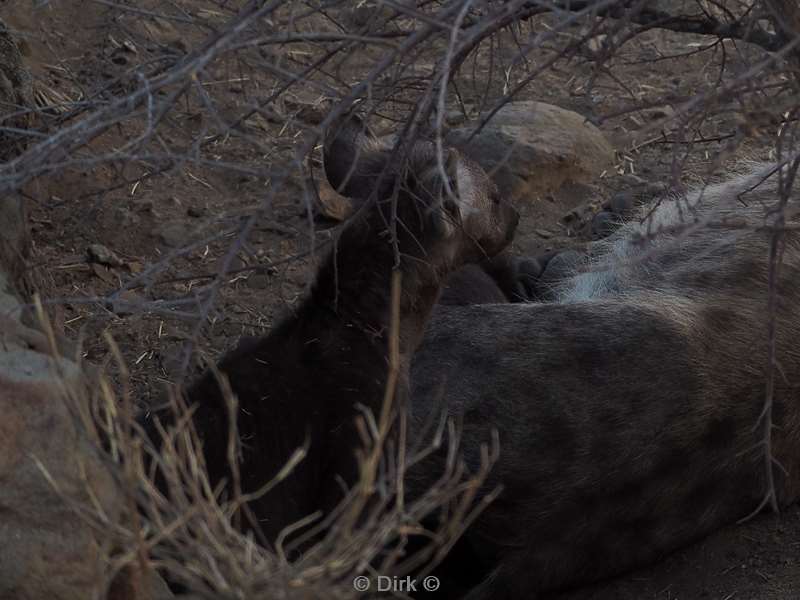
110, 290, 145, 316
247, 273, 271, 289
132, 198, 154, 213
214, 255, 247, 274
343, 1, 395, 27
640, 105, 675, 121
534, 228, 552, 239
0, 273, 124, 600
586, 34, 607, 53
30, 216, 53, 230
445, 110, 468, 126
90, 263, 116, 284
112, 206, 139, 227
562, 207, 582, 223
284, 97, 327, 125
187, 205, 206, 218
87, 243, 124, 267
155, 222, 188, 248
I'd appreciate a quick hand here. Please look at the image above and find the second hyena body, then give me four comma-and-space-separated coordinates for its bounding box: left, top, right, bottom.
410, 163, 800, 598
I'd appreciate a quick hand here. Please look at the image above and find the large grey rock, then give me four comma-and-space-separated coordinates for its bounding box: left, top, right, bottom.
0, 220, 127, 598
0, 319, 116, 600
1, 195, 121, 600
0, 214, 172, 600
446, 101, 615, 202
0, 18, 173, 600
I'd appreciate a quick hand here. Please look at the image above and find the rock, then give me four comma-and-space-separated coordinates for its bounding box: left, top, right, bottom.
213, 254, 247, 275
284, 96, 328, 125
112, 206, 140, 228
562, 207, 583, 224
624, 105, 676, 131
0, 334, 117, 600
132, 198, 155, 213
186, 205, 206, 218
0, 262, 123, 600
586, 34, 608, 53
640, 105, 675, 122
140, 17, 186, 53
110, 289, 145, 316
340, 1, 395, 28
247, 272, 271, 289
445, 109, 469, 126
90, 262, 117, 284
0, 23, 161, 600
87, 243, 124, 267
445, 101, 615, 202
154, 222, 189, 248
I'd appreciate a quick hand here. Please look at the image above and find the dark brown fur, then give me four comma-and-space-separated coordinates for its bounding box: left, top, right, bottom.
439, 253, 551, 306
175, 113, 518, 546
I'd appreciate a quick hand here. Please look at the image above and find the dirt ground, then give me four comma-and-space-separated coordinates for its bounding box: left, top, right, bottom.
4, 1, 799, 598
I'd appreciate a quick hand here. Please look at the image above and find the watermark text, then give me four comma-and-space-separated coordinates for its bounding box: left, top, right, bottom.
353, 575, 440, 593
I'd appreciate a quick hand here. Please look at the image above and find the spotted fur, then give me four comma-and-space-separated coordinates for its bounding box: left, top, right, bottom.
410, 162, 800, 598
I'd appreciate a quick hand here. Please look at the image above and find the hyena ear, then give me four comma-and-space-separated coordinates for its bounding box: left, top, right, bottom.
448, 149, 482, 218
431, 149, 482, 236
442, 150, 482, 226
323, 111, 394, 202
